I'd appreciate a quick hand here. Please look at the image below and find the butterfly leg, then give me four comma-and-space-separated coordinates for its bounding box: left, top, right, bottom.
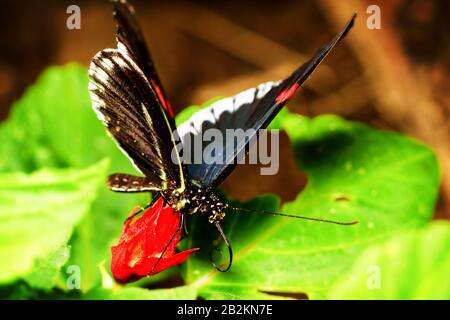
150, 211, 185, 274
123, 194, 161, 224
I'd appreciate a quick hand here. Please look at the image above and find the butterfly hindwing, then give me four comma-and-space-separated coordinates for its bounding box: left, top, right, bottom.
176, 14, 356, 189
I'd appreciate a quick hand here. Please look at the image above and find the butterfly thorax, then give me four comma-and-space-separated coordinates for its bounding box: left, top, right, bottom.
165, 186, 227, 223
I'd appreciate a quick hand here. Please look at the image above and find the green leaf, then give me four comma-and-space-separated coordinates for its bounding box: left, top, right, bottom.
23, 246, 71, 290
0, 161, 107, 284
181, 114, 439, 299
0, 64, 125, 171
279, 114, 440, 298
0, 64, 150, 290
0, 64, 144, 176
329, 222, 450, 299
84, 286, 197, 300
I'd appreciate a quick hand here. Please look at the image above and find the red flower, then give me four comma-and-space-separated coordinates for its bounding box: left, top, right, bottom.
110, 197, 198, 283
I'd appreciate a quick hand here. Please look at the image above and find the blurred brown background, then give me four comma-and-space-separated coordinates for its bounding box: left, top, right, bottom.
0, 0, 449, 218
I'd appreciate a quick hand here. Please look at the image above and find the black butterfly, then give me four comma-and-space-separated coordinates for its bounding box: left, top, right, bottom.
89, 0, 356, 272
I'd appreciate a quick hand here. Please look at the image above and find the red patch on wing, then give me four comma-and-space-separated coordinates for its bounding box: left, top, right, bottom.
110, 197, 198, 283
151, 79, 175, 118
275, 82, 300, 104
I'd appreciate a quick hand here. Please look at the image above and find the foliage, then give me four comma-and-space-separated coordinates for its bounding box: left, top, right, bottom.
0, 64, 443, 299
329, 222, 450, 299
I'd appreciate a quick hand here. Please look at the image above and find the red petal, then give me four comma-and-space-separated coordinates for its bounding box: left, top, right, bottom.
110, 197, 199, 283
149, 248, 199, 275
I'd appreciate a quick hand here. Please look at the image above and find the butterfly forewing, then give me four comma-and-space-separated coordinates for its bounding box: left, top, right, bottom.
108, 174, 162, 193
89, 50, 177, 186
176, 14, 355, 189
89, 1, 187, 192
113, 0, 175, 123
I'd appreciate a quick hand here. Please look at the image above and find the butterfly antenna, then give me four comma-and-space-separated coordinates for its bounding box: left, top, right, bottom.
209, 221, 233, 272
228, 206, 358, 226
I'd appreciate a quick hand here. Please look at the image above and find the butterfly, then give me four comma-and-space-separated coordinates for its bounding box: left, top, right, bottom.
89, 0, 356, 277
